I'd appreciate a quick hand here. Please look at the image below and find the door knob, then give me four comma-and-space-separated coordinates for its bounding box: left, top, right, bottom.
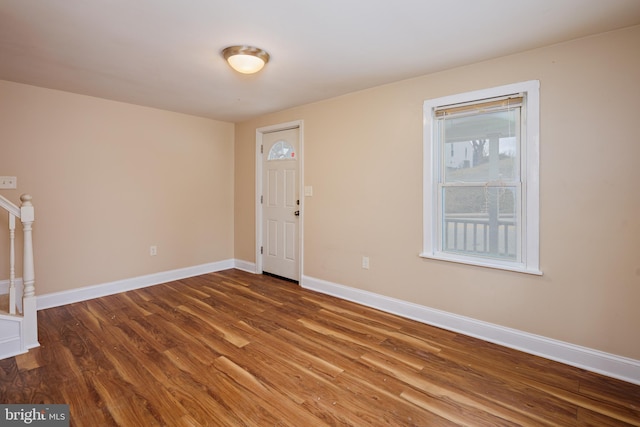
294, 210, 300, 216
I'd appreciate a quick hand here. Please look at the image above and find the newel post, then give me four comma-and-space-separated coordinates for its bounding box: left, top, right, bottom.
20, 194, 35, 298
20, 194, 38, 348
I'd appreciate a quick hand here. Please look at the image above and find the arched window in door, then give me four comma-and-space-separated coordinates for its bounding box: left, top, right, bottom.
267, 140, 296, 160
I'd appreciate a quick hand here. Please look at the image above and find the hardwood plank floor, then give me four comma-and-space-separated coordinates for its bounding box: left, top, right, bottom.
1, 269, 639, 426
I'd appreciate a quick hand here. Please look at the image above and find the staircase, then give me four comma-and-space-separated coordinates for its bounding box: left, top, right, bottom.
0, 194, 38, 359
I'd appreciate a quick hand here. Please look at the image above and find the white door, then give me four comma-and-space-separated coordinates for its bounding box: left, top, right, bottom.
262, 128, 300, 281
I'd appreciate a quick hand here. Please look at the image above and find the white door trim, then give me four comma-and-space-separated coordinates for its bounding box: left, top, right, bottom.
256, 120, 304, 280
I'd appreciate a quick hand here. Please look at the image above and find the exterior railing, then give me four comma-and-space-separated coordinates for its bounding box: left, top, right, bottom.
444, 214, 516, 259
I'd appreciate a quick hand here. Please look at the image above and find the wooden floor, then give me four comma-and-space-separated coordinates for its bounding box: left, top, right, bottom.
0, 293, 8, 314
1, 270, 639, 426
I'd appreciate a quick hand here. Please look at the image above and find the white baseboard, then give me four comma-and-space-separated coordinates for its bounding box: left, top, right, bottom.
0, 278, 23, 293
301, 275, 640, 386
36, 259, 235, 310
233, 259, 257, 274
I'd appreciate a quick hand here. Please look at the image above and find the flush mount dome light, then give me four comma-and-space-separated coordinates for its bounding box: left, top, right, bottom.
222, 45, 270, 74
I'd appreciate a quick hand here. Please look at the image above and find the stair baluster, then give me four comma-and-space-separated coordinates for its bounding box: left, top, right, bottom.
9, 212, 16, 314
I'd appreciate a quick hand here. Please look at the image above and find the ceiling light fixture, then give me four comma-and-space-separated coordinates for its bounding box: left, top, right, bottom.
222, 45, 270, 74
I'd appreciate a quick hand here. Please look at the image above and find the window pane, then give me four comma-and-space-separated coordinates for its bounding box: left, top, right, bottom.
442, 109, 519, 183
442, 186, 517, 260
423, 81, 540, 273
268, 140, 296, 160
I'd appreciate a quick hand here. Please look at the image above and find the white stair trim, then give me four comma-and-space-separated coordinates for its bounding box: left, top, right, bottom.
0, 194, 20, 218
0, 313, 25, 359
301, 274, 640, 386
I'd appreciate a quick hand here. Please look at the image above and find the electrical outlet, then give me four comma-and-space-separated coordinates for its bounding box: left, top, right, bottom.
150, 245, 158, 256
0, 176, 17, 189
362, 256, 370, 269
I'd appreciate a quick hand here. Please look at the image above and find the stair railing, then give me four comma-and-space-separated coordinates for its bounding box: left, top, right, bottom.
1, 194, 37, 348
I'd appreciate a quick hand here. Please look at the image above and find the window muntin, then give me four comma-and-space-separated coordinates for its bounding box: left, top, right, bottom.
422, 81, 541, 274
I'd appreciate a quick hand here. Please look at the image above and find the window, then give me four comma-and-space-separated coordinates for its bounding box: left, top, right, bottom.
422, 81, 541, 275
268, 140, 296, 160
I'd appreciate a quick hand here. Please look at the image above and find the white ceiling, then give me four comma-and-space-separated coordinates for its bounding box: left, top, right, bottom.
1, 1, 640, 123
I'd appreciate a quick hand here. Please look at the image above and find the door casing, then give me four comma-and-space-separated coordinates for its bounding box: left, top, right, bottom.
255, 120, 304, 281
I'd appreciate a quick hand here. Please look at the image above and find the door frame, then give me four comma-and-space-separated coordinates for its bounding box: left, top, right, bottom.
255, 120, 304, 281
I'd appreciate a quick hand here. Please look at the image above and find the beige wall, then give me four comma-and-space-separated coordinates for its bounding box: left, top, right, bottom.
235, 25, 640, 360
0, 81, 235, 294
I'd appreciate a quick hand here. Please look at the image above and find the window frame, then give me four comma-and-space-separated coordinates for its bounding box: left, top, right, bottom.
421, 80, 541, 275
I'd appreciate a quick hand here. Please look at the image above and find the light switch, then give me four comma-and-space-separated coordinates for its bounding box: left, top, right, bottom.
304, 186, 313, 196
0, 176, 17, 189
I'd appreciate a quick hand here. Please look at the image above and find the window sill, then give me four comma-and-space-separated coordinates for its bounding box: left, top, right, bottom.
419, 252, 543, 276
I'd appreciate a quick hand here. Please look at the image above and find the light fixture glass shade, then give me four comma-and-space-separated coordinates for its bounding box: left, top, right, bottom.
227, 54, 265, 74
222, 46, 270, 74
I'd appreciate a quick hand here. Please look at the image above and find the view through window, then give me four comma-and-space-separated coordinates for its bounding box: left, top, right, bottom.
422, 81, 541, 274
